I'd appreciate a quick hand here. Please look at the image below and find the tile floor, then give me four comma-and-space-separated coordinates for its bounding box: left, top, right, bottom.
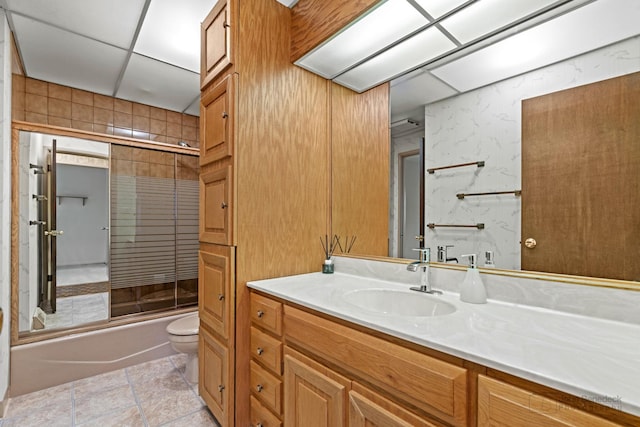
1, 354, 220, 427
43, 292, 109, 330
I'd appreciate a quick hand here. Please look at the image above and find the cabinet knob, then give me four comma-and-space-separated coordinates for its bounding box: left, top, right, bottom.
257, 423, 263, 427
524, 238, 537, 249
257, 347, 264, 356
218, 294, 225, 301
223, 22, 230, 29
257, 310, 264, 318
256, 384, 263, 392
222, 111, 229, 119
218, 384, 225, 392
221, 202, 228, 209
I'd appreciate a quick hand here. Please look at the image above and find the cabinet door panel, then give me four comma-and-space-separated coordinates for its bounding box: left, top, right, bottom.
200, 166, 233, 245
199, 245, 233, 339
478, 375, 620, 427
284, 306, 467, 426
349, 383, 439, 427
200, 328, 233, 426
200, 74, 235, 166
201, 0, 234, 89
283, 353, 348, 427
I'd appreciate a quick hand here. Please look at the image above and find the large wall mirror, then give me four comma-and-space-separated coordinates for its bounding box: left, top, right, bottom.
388, 29, 639, 285
14, 128, 200, 339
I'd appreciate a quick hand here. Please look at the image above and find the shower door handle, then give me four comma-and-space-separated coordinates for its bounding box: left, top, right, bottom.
44, 230, 64, 237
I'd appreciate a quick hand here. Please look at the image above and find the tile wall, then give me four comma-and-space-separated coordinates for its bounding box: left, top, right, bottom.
12, 74, 199, 148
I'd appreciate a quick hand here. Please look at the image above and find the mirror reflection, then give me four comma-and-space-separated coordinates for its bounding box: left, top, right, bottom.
389, 34, 640, 283
17, 131, 200, 336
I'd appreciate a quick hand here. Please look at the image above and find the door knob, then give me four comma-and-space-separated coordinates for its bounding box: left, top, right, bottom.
524, 238, 537, 249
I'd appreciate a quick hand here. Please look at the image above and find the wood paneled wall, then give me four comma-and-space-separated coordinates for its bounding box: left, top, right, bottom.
290, 0, 380, 62
331, 82, 390, 257
12, 75, 199, 147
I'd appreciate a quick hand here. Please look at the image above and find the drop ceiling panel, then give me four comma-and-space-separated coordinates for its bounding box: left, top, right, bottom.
439, 0, 558, 44
12, 15, 127, 95
296, 0, 430, 78
134, 0, 212, 72
431, 0, 640, 92
334, 26, 456, 92
390, 71, 458, 115
6, 0, 145, 48
117, 53, 200, 112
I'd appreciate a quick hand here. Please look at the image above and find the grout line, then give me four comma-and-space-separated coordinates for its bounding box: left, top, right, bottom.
124, 367, 150, 427
168, 354, 201, 400
71, 381, 76, 427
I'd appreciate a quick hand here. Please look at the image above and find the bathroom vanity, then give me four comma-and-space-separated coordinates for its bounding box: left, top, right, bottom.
247, 260, 640, 427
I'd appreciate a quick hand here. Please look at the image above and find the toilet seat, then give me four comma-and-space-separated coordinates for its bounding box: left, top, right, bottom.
167, 313, 199, 336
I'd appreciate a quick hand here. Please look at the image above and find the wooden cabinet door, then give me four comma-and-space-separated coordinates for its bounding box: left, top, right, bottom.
478, 375, 620, 427
200, 327, 233, 426
283, 351, 349, 427
349, 383, 439, 427
199, 244, 234, 339
200, 74, 235, 167
200, 166, 233, 245
201, 0, 235, 89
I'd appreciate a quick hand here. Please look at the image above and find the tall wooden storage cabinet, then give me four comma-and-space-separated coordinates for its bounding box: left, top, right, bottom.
199, 0, 390, 425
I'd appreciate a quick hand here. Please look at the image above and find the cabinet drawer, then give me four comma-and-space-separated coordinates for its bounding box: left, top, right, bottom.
478, 375, 620, 427
251, 293, 282, 336
250, 361, 282, 415
251, 326, 282, 375
250, 395, 282, 427
284, 306, 468, 427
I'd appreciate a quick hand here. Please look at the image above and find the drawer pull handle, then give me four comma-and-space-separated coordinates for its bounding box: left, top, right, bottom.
218, 294, 225, 301
221, 202, 228, 209
257, 347, 264, 356
218, 384, 225, 392
257, 310, 264, 318
222, 111, 229, 119
256, 384, 263, 392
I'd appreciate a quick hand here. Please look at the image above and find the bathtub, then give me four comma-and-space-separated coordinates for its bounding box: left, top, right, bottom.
10, 311, 193, 396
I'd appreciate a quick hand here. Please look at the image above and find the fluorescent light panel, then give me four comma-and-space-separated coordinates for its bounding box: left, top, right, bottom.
413, 0, 468, 19
296, 0, 429, 79
438, 0, 559, 44
431, 0, 640, 92
335, 26, 456, 92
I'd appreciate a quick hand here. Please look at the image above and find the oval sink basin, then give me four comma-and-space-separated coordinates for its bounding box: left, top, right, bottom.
342, 289, 456, 317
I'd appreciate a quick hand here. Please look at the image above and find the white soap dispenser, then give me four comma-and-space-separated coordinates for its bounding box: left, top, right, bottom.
459, 254, 487, 304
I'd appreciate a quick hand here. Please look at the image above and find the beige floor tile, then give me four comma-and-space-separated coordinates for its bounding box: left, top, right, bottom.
161, 408, 220, 426
2, 400, 72, 427
139, 388, 205, 426
74, 383, 137, 424
133, 370, 191, 402
73, 368, 129, 398
5, 382, 72, 418
75, 405, 146, 427
127, 357, 176, 384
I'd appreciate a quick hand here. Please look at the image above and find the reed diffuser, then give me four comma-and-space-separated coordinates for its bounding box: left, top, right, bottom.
320, 234, 338, 274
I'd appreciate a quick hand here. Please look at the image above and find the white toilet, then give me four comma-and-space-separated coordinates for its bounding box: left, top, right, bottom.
167, 313, 199, 384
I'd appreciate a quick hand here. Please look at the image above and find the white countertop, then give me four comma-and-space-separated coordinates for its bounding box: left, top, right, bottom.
247, 271, 640, 417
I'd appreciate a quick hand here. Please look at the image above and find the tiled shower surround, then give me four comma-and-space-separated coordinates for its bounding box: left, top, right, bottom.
12, 74, 199, 148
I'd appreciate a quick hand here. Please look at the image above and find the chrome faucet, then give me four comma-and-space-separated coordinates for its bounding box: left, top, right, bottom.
406, 248, 442, 295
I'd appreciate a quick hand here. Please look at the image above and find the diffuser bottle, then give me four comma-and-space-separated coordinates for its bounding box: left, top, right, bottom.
459, 254, 487, 304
